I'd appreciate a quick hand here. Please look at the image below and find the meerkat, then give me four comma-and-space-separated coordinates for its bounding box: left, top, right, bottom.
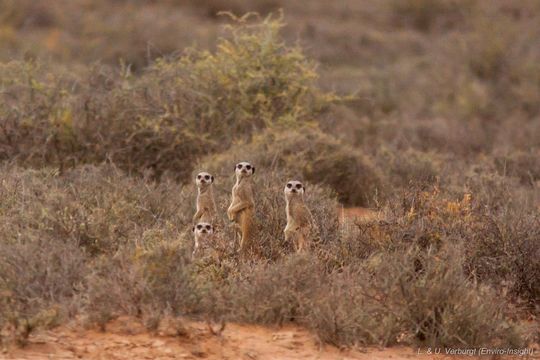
284, 180, 313, 253
227, 161, 255, 255
192, 222, 214, 258
193, 171, 217, 224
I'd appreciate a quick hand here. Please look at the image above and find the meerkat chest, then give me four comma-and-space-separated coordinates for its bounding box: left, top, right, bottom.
197, 191, 214, 209
233, 182, 254, 204
286, 201, 305, 224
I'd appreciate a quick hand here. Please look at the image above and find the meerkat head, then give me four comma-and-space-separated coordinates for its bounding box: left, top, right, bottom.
192, 222, 214, 237
284, 180, 305, 200
234, 161, 255, 179
195, 171, 214, 189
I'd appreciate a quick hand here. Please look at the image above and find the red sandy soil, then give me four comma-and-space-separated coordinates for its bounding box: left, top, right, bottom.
4, 317, 529, 360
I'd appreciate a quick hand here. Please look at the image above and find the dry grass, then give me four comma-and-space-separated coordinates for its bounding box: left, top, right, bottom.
0, 165, 536, 348
1, 0, 539, 350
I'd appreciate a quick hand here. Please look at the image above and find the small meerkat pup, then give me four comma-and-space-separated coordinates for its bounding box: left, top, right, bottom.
227, 161, 255, 255
284, 180, 313, 253
193, 171, 217, 224
192, 222, 214, 258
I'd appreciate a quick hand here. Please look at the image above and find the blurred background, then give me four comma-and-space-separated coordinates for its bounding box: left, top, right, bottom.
1, 0, 539, 179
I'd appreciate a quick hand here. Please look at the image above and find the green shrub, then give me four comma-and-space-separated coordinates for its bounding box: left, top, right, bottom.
0, 15, 335, 180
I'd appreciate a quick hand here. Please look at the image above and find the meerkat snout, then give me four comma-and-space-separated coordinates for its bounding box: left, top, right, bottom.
235, 162, 255, 178
194, 222, 213, 234
192, 222, 215, 259
193, 223, 214, 234
284, 180, 305, 196
196, 171, 214, 186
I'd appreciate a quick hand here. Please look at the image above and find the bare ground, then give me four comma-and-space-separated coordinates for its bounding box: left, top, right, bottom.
1, 317, 512, 360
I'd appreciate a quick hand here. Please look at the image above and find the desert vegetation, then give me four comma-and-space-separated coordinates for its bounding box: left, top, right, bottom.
1, 0, 539, 351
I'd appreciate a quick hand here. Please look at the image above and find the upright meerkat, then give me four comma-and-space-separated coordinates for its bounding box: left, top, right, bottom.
193, 171, 217, 224
227, 161, 255, 255
192, 222, 214, 258
284, 180, 313, 253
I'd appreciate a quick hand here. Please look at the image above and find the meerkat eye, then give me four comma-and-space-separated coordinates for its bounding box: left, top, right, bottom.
296, 184, 302, 189
245, 165, 251, 170
287, 183, 292, 188
237, 164, 242, 169
197, 175, 202, 179
196, 224, 203, 230
204, 175, 210, 180
205, 225, 212, 231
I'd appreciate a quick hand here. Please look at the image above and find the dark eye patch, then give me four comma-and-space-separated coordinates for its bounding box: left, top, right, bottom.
287, 183, 292, 188
296, 183, 302, 189
205, 225, 211, 231
197, 175, 202, 179
245, 165, 251, 170
237, 164, 242, 169
196, 224, 202, 230
204, 175, 210, 180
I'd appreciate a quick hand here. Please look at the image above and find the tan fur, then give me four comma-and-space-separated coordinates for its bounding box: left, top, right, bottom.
193, 172, 217, 224
192, 222, 214, 259
284, 180, 313, 253
227, 162, 255, 255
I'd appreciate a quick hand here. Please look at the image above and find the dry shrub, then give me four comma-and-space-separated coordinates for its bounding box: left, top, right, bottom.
362, 245, 523, 347
203, 247, 523, 348
0, 0, 218, 68
198, 126, 383, 206
188, 0, 281, 18
0, 165, 190, 256
368, 183, 539, 307
392, 0, 476, 32
494, 150, 540, 186
0, 16, 333, 180
0, 236, 83, 345
0, 0, 57, 29
375, 147, 443, 189
217, 255, 324, 324
0, 165, 531, 348
85, 242, 201, 330
460, 173, 540, 305
306, 247, 523, 348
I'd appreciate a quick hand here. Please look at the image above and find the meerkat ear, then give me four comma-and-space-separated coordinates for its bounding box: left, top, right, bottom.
303, 184, 306, 192
211, 175, 214, 182
192, 226, 195, 232
252, 166, 255, 174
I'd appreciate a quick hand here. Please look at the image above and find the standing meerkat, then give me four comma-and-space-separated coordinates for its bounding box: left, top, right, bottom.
284, 180, 313, 253
192, 222, 214, 258
193, 171, 217, 224
227, 161, 255, 255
